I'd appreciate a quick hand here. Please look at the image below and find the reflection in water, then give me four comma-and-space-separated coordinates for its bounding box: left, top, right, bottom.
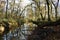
1, 23, 36, 40
2, 28, 20, 40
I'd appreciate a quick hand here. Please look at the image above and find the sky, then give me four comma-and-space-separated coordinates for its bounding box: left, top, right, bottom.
20, 0, 31, 9
21, 0, 60, 7
59, 0, 60, 5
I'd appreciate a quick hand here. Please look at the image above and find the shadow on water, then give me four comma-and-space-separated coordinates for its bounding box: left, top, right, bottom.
27, 20, 60, 40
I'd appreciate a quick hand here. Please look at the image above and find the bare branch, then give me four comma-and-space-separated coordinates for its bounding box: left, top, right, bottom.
51, 0, 59, 7
19, 3, 34, 16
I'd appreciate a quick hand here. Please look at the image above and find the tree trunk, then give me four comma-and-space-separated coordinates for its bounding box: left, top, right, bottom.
5, 0, 8, 18
46, 0, 51, 21
47, 4, 50, 21
55, 7, 58, 20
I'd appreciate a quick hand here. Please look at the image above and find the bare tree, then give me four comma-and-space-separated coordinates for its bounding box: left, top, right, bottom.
32, 0, 44, 20
51, 0, 59, 20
